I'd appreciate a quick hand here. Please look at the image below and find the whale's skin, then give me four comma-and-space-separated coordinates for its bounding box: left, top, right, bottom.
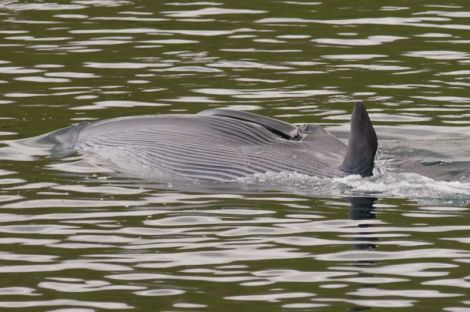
43, 111, 351, 182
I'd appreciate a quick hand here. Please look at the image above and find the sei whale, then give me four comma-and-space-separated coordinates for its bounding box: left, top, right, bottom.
42, 102, 377, 182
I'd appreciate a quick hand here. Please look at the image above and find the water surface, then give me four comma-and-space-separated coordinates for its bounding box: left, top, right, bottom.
0, 0, 469, 311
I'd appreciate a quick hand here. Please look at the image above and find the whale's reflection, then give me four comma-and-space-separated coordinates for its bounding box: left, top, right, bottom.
349, 197, 378, 252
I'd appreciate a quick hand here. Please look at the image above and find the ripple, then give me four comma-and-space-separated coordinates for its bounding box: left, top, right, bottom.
369, 84, 440, 89
414, 11, 470, 18
283, 303, 327, 308
109, 272, 254, 283
14, 76, 70, 83
34, 64, 64, 68
258, 16, 443, 25
194, 88, 339, 99
70, 39, 130, 46
71, 100, 170, 110
0, 178, 26, 185
277, 34, 311, 39
0, 251, 56, 263
0, 299, 132, 309
73, 0, 130, 7
140, 39, 198, 44
413, 96, 470, 104
91, 16, 167, 22
335, 64, 410, 71
349, 287, 461, 298
438, 70, 470, 76
165, 65, 222, 73
284, 1, 321, 5
100, 246, 310, 268
54, 14, 88, 19
381, 6, 409, 11
4, 19, 61, 25
0, 30, 28, 34
416, 32, 453, 38
226, 292, 315, 302
0, 198, 141, 209
0, 67, 44, 74
313, 35, 405, 46
45, 72, 100, 78
424, 278, 470, 289
253, 269, 355, 283
322, 54, 387, 60
166, 1, 222, 5
0, 287, 38, 296
316, 248, 470, 262
52, 185, 147, 195
84, 62, 169, 69
342, 113, 429, 122
39, 278, 144, 292
403, 50, 469, 60
0, 260, 131, 273
0, 195, 23, 203
70, 27, 256, 36
173, 302, 207, 308
209, 60, 290, 70
0, 2, 85, 11
221, 48, 301, 53
318, 298, 416, 308
162, 8, 266, 18
134, 288, 185, 296
333, 262, 457, 277
5, 35, 71, 41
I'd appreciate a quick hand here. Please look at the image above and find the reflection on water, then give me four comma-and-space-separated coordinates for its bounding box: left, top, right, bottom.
0, 0, 469, 311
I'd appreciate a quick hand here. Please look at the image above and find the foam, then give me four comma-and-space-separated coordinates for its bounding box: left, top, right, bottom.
236, 171, 470, 201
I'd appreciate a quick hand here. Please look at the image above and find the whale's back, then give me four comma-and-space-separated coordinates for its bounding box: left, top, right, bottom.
44, 113, 347, 181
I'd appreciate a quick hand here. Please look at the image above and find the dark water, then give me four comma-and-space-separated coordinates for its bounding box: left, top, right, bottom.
0, 0, 470, 311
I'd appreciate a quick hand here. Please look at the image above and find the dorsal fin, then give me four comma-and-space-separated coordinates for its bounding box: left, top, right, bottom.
340, 102, 378, 177
197, 108, 300, 140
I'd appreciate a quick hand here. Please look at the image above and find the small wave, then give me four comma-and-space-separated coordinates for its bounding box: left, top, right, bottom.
236, 171, 470, 201
333, 173, 470, 199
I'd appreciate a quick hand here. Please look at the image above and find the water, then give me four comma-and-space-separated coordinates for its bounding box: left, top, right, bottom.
0, 0, 469, 311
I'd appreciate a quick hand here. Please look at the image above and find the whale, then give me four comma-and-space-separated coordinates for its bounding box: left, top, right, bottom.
41, 102, 377, 182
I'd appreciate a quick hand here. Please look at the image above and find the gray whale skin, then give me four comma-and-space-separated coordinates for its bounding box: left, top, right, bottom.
43, 102, 378, 182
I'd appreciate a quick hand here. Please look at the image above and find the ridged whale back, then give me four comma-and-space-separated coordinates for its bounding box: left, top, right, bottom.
64, 114, 344, 181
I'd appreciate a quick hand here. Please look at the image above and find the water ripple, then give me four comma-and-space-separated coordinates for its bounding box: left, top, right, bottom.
313, 35, 405, 46
0, 299, 132, 309
162, 8, 267, 18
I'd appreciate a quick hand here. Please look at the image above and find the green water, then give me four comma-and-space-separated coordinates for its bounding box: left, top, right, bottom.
0, 0, 469, 311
